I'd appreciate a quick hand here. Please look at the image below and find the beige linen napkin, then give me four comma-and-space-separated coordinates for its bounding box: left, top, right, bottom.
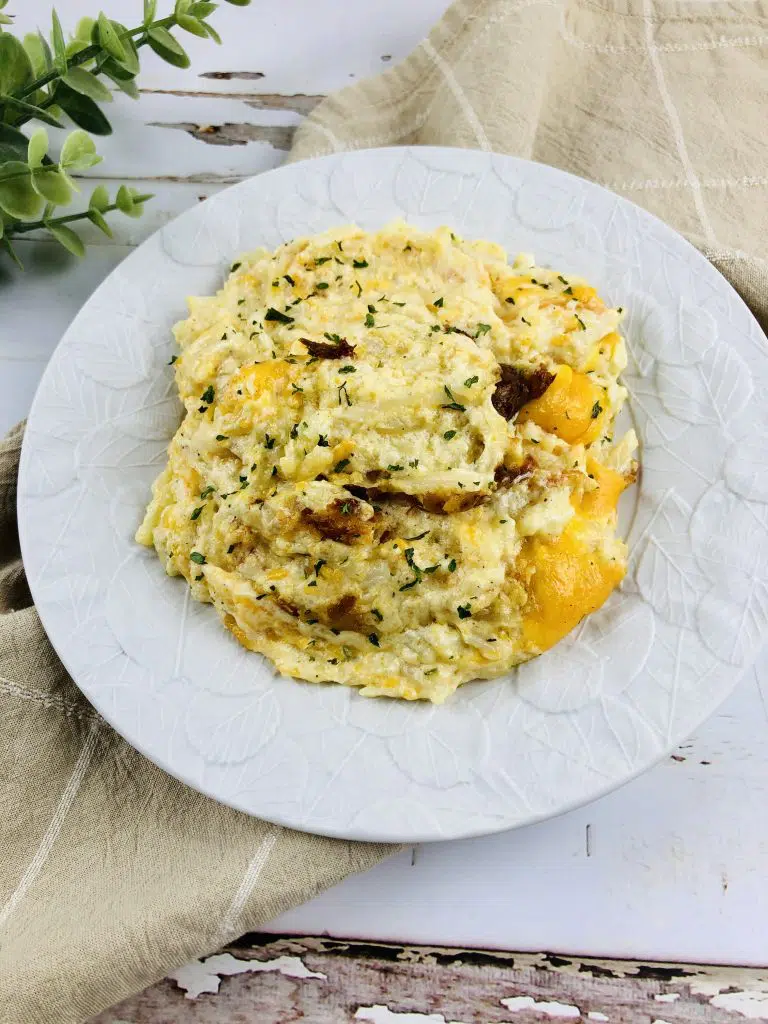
2, 0, 767, 1021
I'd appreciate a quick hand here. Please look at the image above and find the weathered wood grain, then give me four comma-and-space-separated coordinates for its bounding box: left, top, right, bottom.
88, 935, 768, 1023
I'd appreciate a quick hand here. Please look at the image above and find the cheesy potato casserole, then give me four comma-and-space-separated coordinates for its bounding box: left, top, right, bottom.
137, 222, 637, 703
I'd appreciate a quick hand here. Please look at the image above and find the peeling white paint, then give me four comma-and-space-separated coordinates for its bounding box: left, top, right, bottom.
654, 993, 680, 1003
651, 1018, 673, 1024
710, 991, 768, 1019
168, 952, 325, 999
501, 996, 581, 1018
354, 1007, 470, 1024
587, 1013, 609, 1021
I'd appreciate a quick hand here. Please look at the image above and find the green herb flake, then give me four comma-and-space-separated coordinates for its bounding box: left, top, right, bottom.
338, 365, 356, 374
505, 296, 515, 305
316, 282, 329, 290
290, 423, 299, 439
230, 262, 241, 272
441, 385, 465, 412
387, 464, 404, 472
264, 433, 276, 449
265, 307, 294, 324
444, 430, 457, 440
464, 375, 479, 388
575, 313, 586, 330
291, 382, 304, 393
271, 466, 278, 477
406, 530, 429, 541
237, 298, 246, 305
371, 608, 383, 622
434, 297, 444, 307
591, 400, 603, 419
333, 458, 351, 473
399, 579, 419, 592
368, 632, 380, 646
367, 304, 376, 313
353, 259, 368, 268
215, 433, 229, 442
457, 603, 472, 619
425, 668, 438, 676
340, 502, 351, 515
409, 459, 419, 468
520, 316, 531, 326
190, 506, 204, 521
283, 274, 295, 286
314, 559, 326, 576
354, 280, 362, 297
365, 313, 375, 327
168, 354, 178, 365
392, 301, 406, 307
448, 558, 457, 573
307, 580, 317, 587
317, 434, 329, 447
200, 385, 214, 404
475, 323, 491, 337
190, 551, 206, 565
200, 485, 216, 498
315, 256, 331, 265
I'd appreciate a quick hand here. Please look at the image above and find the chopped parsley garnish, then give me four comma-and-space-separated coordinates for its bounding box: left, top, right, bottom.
190, 551, 206, 565
424, 668, 437, 676
448, 558, 457, 572
368, 632, 380, 646
365, 313, 375, 327
444, 430, 457, 440
230, 262, 241, 271
457, 603, 472, 619
340, 501, 351, 514
371, 608, 383, 622
215, 434, 229, 441
334, 458, 351, 473
290, 423, 299, 439
406, 530, 429, 541
324, 332, 342, 343
575, 313, 586, 330
315, 256, 331, 265
409, 459, 419, 468
338, 365, 356, 374
434, 297, 444, 307
200, 485, 215, 498
168, 354, 178, 364
195, 573, 204, 581
314, 559, 326, 576
291, 382, 304, 393
227, 544, 236, 553
190, 506, 203, 521
399, 579, 419, 591
353, 259, 368, 268
264, 433, 276, 449
475, 323, 491, 337
591, 400, 603, 419
387, 464, 403, 472
337, 382, 351, 406
354, 280, 362, 297
238, 298, 246, 305
271, 466, 278, 477
464, 375, 479, 388
316, 282, 329, 290
336, 241, 343, 251
392, 301, 406, 307
317, 435, 329, 447
272, 279, 279, 287
307, 580, 317, 587
265, 307, 294, 324
367, 304, 376, 313
441, 385, 465, 412
200, 385, 214, 404
520, 316, 531, 326
283, 274, 295, 286
505, 296, 515, 304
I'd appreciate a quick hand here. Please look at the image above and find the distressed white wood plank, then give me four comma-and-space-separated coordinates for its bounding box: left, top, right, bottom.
87, 936, 768, 1024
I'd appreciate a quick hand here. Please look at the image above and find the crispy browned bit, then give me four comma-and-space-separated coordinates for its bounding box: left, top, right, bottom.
274, 596, 300, 617
299, 337, 356, 359
494, 455, 535, 489
325, 594, 364, 631
301, 498, 368, 543
492, 364, 554, 420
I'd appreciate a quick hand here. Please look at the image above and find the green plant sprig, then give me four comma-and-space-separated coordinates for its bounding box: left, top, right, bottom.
0, 0, 250, 266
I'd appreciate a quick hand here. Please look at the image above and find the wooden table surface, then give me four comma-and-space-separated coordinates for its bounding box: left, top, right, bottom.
3, 2, 768, 1020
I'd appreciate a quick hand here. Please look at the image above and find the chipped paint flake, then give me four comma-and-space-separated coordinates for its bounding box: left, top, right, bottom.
501, 996, 581, 1018
355, 1008, 470, 1024
587, 1013, 609, 1021
168, 952, 325, 999
654, 993, 680, 1002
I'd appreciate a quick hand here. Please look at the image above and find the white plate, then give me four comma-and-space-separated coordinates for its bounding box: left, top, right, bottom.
19, 148, 768, 842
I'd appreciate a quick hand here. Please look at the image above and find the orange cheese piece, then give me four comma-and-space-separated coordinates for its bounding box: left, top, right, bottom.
521, 520, 625, 652
581, 457, 627, 519
518, 364, 606, 444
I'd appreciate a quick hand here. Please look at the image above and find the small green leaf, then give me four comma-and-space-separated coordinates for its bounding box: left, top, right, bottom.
201, 21, 222, 43
100, 57, 135, 82
32, 167, 73, 205
0, 34, 33, 95
23, 33, 51, 77
115, 184, 133, 213
177, 14, 208, 37
147, 26, 190, 68
2, 94, 65, 129
0, 162, 44, 220
47, 223, 85, 257
96, 12, 127, 62
87, 207, 113, 236
0, 124, 30, 164
143, 0, 158, 25
175, 0, 193, 14
60, 129, 101, 170
62, 67, 113, 103
108, 22, 140, 75
223, 0, 251, 5
1, 236, 24, 269
53, 82, 112, 135
108, 75, 140, 100
89, 184, 109, 211
189, 1, 218, 16
50, 9, 67, 70
74, 16, 95, 42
